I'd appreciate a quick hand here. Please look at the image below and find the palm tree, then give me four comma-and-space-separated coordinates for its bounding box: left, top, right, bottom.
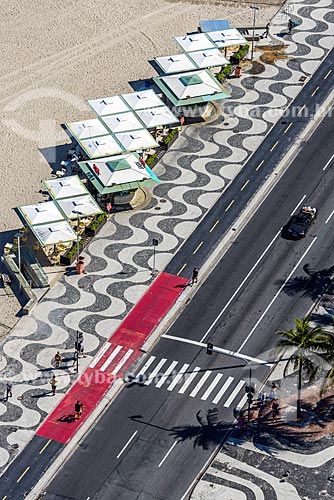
276, 318, 333, 419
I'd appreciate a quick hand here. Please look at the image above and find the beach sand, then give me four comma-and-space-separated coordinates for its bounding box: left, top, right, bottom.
0, 0, 281, 331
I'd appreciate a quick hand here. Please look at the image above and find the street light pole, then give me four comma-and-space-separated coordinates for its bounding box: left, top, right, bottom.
152, 238, 158, 275
15, 233, 22, 293
250, 5, 260, 61
76, 330, 79, 374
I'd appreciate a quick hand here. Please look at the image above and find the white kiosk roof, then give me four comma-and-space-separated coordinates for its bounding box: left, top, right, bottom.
155, 54, 197, 74
66, 119, 109, 140
188, 49, 229, 69
115, 129, 159, 151
206, 29, 247, 48
43, 175, 88, 200
174, 33, 215, 52
87, 96, 130, 116
33, 220, 77, 246
18, 201, 65, 226
137, 106, 179, 128
80, 135, 123, 158
85, 154, 152, 186
102, 111, 144, 133
121, 90, 165, 110
159, 69, 224, 100
56, 194, 102, 219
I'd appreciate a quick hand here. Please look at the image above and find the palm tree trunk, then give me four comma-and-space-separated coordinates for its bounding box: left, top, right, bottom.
297, 360, 302, 420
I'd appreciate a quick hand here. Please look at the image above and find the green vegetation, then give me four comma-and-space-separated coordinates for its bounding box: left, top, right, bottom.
234, 44, 250, 61
276, 318, 333, 419
163, 128, 179, 145
89, 212, 107, 231
217, 64, 233, 82
146, 154, 158, 166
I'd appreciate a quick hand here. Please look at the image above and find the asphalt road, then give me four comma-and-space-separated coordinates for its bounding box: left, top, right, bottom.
2, 49, 334, 500
43, 115, 334, 499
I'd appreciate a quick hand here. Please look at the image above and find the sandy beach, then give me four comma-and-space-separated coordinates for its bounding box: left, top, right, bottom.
0, 0, 281, 330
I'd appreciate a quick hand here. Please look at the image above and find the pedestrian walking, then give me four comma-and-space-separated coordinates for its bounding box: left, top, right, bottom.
50, 375, 58, 396
79, 343, 86, 358
6, 382, 13, 401
72, 350, 78, 367
265, 22, 270, 38
288, 18, 294, 34
191, 267, 198, 286
74, 400, 85, 419
260, 392, 267, 406
272, 400, 280, 420
54, 351, 62, 368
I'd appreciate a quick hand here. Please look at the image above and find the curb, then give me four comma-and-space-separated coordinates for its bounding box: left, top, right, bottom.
26, 379, 123, 499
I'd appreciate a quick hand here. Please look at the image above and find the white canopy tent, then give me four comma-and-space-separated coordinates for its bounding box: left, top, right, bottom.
174, 33, 215, 52
115, 129, 159, 151
121, 90, 165, 111
43, 175, 89, 200
155, 54, 197, 74
18, 201, 65, 226
87, 96, 130, 116
66, 119, 109, 140
102, 111, 144, 133
80, 135, 124, 159
158, 70, 225, 100
187, 49, 229, 69
33, 221, 78, 247
56, 194, 103, 220
206, 29, 247, 48
136, 106, 179, 128
85, 154, 153, 186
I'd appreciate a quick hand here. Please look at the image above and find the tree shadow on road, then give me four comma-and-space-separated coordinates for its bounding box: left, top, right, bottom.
276, 263, 334, 301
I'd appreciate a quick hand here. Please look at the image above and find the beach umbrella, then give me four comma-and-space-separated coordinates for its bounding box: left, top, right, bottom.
80, 135, 124, 158
188, 49, 229, 69
115, 129, 159, 151
32, 220, 77, 247
56, 194, 103, 219
102, 111, 144, 133
17, 201, 65, 226
155, 54, 197, 74
66, 119, 109, 140
136, 106, 179, 128
121, 90, 164, 111
87, 96, 130, 116
43, 175, 88, 200
174, 33, 215, 52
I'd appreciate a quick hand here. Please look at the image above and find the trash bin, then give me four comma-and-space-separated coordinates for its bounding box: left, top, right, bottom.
235, 66, 242, 78
76, 256, 85, 274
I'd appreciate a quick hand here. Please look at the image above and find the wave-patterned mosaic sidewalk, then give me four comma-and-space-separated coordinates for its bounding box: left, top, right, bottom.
1, 0, 334, 474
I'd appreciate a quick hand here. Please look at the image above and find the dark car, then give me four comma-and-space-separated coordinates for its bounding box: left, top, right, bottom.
285, 207, 317, 238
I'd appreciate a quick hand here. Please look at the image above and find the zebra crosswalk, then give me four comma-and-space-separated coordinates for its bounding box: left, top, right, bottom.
135, 355, 247, 407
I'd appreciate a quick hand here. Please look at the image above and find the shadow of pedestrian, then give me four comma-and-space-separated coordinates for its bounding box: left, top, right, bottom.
58, 413, 77, 423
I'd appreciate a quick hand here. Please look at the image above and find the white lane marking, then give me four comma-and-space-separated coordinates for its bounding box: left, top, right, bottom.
156, 361, 178, 388
136, 356, 156, 377
323, 152, 334, 171
112, 349, 134, 375
189, 371, 212, 398
145, 358, 167, 385
290, 195, 306, 216
116, 431, 138, 459
178, 367, 200, 394
162, 334, 271, 366
212, 376, 234, 404
201, 373, 223, 401
237, 237, 317, 353
167, 363, 189, 391
224, 380, 245, 407
158, 441, 178, 468
325, 209, 334, 224
89, 343, 111, 368
200, 230, 282, 342
100, 345, 123, 372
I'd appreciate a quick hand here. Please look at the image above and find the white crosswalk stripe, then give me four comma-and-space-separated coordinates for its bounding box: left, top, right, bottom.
112, 349, 134, 375
145, 358, 167, 385
137, 356, 156, 377
100, 345, 123, 372
167, 363, 189, 391
178, 367, 200, 394
156, 361, 178, 388
224, 380, 245, 408
201, 373, 223, 401
212, 376, 234, 404
189, 371, 212, 398
135, 356, 247, 407
89, 342, 111, 368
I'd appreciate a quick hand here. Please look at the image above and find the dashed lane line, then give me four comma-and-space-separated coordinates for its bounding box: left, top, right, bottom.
240, 180, 250, 191
255, 160, 264, 171
17, 466, 30, 483
39, 439, 52, 455
210, 220, 219, 232
177, 263, 187, 276
225, 200, 235, 212
193, 241, 203, 254
270, 141, 279, 152
283, 123, 292, 134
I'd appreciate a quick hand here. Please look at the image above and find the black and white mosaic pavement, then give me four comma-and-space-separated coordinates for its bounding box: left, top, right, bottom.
1, 0, 334, 476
